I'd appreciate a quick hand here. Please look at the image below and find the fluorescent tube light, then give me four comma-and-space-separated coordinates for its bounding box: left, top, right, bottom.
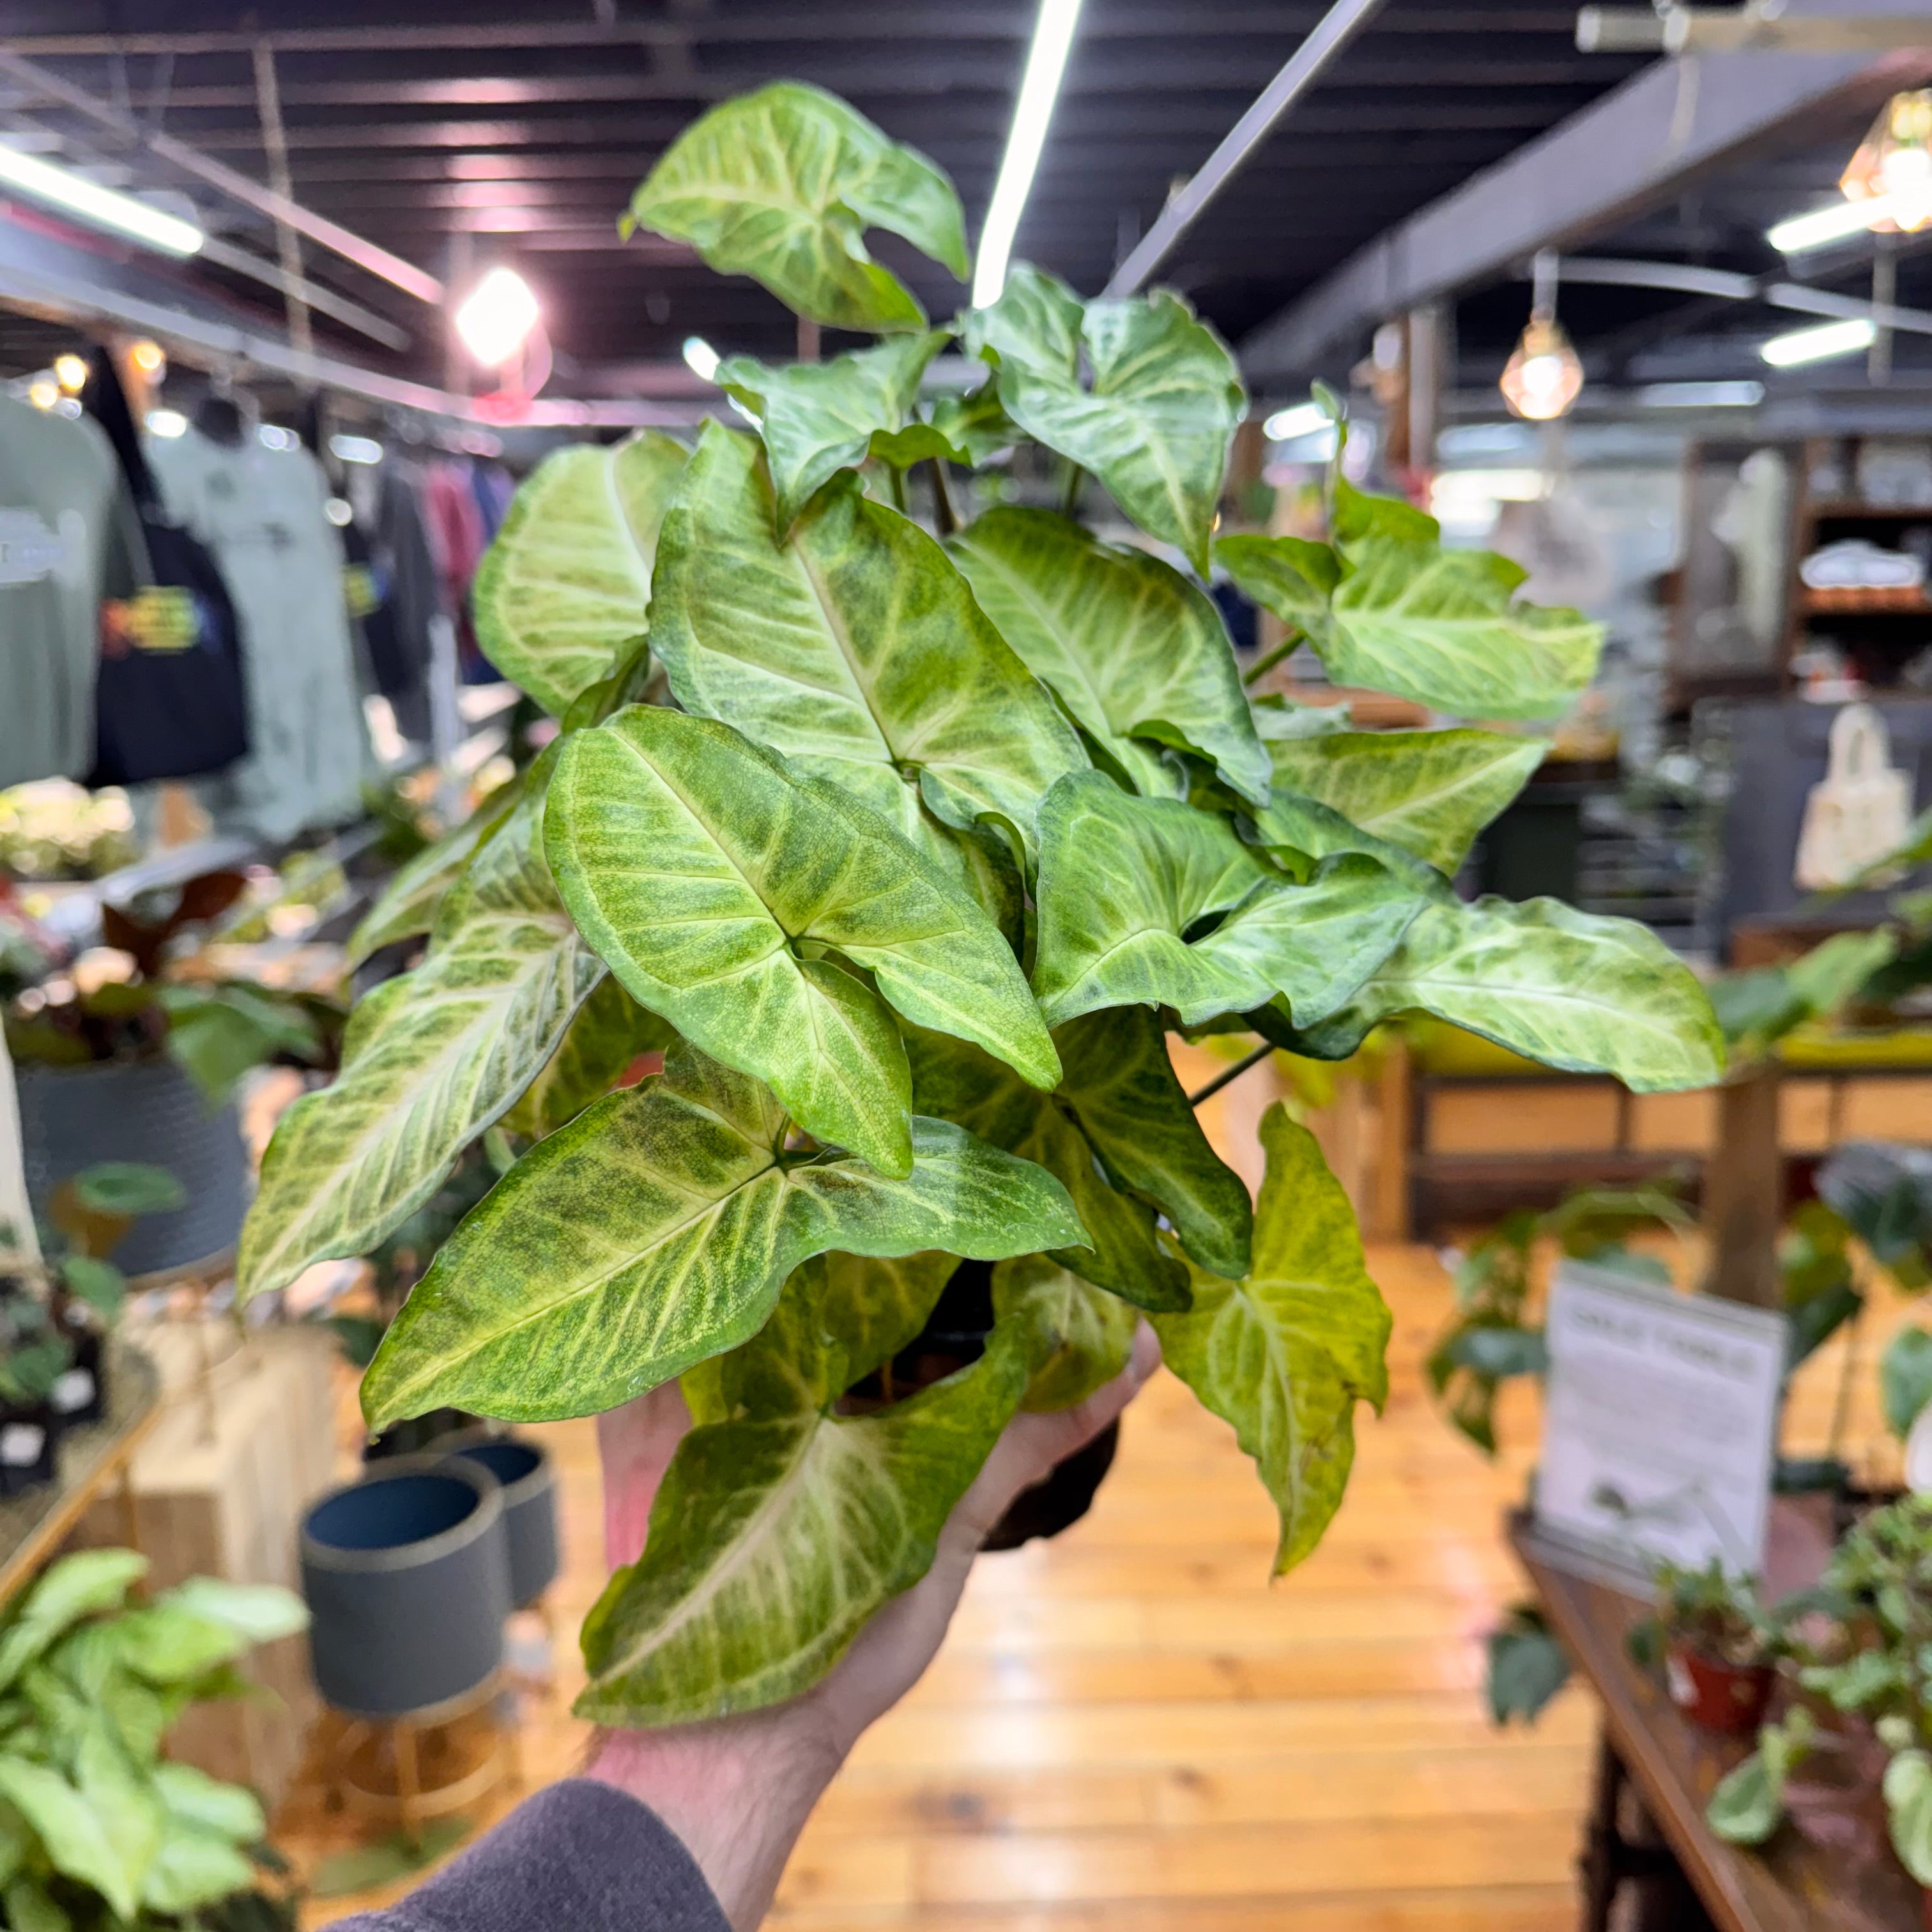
146, 409, 188, 438
1767, 196, 1896, 254
0, 143, 203, 256
1262, 401, 1331, 441
1636, 380, 1765, 408
1761, 316, 1876, 367
972, 0, 1085, 308
682, 335, 720, 383
330, 433, 384, 466
257, 424, 298, 452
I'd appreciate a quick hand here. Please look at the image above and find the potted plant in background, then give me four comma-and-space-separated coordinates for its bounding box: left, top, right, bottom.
1636, 1559, 1801, 1735
234, 80, 1723, 1732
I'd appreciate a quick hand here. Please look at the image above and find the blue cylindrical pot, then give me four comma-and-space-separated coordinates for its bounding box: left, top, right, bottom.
300, 1459, 510, 1719
444, 1434, 560, 1611
16, 1057, 249, 1278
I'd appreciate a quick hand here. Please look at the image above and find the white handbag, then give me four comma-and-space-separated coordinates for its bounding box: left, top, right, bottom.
1793, 703, 1914, 891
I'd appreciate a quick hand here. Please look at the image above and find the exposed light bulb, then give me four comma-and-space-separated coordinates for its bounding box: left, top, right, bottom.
52, 353, 88, 394
454, 266, 540, 367
1499, 317, 1583, 422
1842, 89, 1932, 234
128, 339, 166, 378
682, 335, 721, 383
146, 408, 188, 438
26, 375, 57, 411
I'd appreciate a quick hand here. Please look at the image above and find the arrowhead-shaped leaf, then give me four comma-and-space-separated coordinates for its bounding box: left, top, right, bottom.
544, 707, 1059, 1178
905, 1022, 1190, 1313
239, 761, 602, 1301
576, 1276, 1031, 1725
1214, 534, 1338, 640
626, 82, 968, 331
0, 1761, 135, 1922
1153, 1105, 1390, 1574
471, 431, 688, 716
951, 507, 1269, 808
994, 1254, 1140, 1413
346, 770, 528, 967
719, 331, 949, 531
1032, 774, 1424, 1030
1250, 786, 1453, 898
1053, 1005, 1252, 1280
1263, 728, 1545, 874
1253, 694, 1354, 740
966, 266, 1244, 572
1296, 896, 1725, 1092
503, 975, 676, 1140
363, 1041, 1080, 1427
648, 424, 1087, 868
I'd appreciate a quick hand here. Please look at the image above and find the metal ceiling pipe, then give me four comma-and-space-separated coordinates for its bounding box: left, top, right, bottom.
1103, 0, 1391, 296
1578, 6, 1932, 56
0, 51, 445, 306
1533, 253, 1932, 336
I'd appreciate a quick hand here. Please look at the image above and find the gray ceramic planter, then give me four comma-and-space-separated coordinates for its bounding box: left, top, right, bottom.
300, 1459, 511, 1719
15, 1057, 249, 1278
443, 1434, 560, 1611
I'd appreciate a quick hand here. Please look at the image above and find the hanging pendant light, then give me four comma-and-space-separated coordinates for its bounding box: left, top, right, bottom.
1499, 250, 1584, 422
1841, 89, 1932, 234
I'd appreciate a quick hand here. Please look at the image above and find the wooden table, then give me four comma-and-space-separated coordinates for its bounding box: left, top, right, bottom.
1510, 1512, 1922, 1932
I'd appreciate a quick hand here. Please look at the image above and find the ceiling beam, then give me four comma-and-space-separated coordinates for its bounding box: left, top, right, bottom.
1239, 0, 1932, 379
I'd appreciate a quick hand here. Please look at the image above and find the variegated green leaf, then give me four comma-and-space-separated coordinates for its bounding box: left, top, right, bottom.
364, 1041, 1080, 1427
951, 508, 1269, 808
994, 1254, 1140, 1413
626, 82, 968, 331
1214, 534, 1338, 640
504, 974, 675, 1140
1054, 1005, 1252, 1280
1252, 694, 1353, 740
577, 1280, 1031, 1726
965, 266, 1244, 572
238, 761, 602, 1301
649, 424, 1086, 869
0, 1761, 134, 1922
471, 432, 687, 716
1249, 787, 1452, 899
1264, 729, 1545, 874
926, 385, 1020, 465
1296, 896, 1725, 1092
345, 770, 528, 968
719, 332, 948, 531
544, 707, 1059, 1177
1153, 1105, 1390, 1574
1328, 542, 1603, 721
1032, 774, 1423, 1030
905, 1022, 1190, 1314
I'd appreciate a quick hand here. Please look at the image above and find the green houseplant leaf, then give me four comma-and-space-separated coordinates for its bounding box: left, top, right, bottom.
577, 1268, 1031, 1726
1880, 1326, 1932, 1439
965, 266, 1243, 573
951, 507, 1270, 807
362, 1039, 1083, 1427
1295, 896, 1725, 1092
471, 432, 688, 717
1031, 773, 1423, 1030
1262, 729, 1545, 875
626, 82, 968, 331
1885, 1747, 1932, 1886
0, 1760, 135, 1921
544, 706, 1059, 1177
0, 1552, 148, 1694
1153, 1105, 1390, 1574
503, 975, 675, 1141
648, 424, 1085, 869
1213, 534, 1338, 641
994, 1253, 1139, 1412
238, 759, 603, 1302
718, 332, 949, 532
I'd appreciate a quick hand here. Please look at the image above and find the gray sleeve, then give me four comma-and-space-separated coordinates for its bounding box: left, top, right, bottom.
330, 1779, 731, 1932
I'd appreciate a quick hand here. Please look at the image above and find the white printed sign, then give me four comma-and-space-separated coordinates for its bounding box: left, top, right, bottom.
1535, 1261, 1787, 1588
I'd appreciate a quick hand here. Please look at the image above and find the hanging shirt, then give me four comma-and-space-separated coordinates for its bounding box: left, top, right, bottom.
0, 397, 149, 789
147, 427, 369, 843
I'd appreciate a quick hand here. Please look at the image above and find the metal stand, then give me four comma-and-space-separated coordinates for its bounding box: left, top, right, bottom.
1581, 1729, 1719, 1932
319, 1670, 519, 1839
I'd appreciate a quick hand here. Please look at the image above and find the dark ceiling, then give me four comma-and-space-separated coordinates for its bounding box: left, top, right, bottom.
0, 0, 1654, 392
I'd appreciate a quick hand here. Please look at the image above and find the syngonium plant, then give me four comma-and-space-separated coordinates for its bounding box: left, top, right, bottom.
234, 82, 1723, 1727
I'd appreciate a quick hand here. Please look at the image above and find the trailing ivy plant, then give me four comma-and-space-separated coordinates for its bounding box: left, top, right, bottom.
236, 80, 1722, 1729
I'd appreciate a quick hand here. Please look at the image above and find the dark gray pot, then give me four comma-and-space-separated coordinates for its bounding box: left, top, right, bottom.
15, 1057, 249, 1278
443, 1434, 560, 1611
300, 1459, 511, 1719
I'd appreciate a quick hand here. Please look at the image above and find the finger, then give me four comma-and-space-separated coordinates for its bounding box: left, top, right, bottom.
597, 1378, 693, 1568
949, 1322, 1161, 1551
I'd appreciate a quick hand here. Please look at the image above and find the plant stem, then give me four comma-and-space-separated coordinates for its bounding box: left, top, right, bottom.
1188, 1041, 1274, 1109
887, 464, 907, 514
1059, 461, 1087, 521
1242, 634, 1301, 688
926, 459, 956, 535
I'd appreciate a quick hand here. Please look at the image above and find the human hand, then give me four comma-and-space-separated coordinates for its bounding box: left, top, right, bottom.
585, 1324, 1162, 1930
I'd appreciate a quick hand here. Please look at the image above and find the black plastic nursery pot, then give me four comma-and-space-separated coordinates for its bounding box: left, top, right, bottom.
441, 1432, 562, 1611
49, 1317, 106, 1429
15, 1057, 250, 1278
0, 1399, 58, 1497
300, 1457, 512, 1719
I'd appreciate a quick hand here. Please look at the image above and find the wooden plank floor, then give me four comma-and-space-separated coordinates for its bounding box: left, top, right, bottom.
285, 1062, 1911, 1929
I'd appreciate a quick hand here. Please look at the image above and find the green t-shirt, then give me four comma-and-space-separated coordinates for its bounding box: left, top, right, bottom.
0, 397, 148, 788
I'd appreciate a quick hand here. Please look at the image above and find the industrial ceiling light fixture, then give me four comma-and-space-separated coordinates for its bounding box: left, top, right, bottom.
972, 0, 1085, 309
1262, 401, 1331, 441
682, 335, 721, 383
1499, 250, 1584, 422
454, 266, 541, 367
52, 353, 88, 394
0, 142, 203, 256
1768, 195, 1896, 254
1842, 89, 1932, 234
1761, 316, 1878, 367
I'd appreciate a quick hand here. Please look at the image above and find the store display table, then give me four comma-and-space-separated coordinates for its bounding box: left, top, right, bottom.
1510, 1511, 1920, 1932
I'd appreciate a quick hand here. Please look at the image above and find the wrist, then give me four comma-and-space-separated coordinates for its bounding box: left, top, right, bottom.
585, 1715, 841, 1931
